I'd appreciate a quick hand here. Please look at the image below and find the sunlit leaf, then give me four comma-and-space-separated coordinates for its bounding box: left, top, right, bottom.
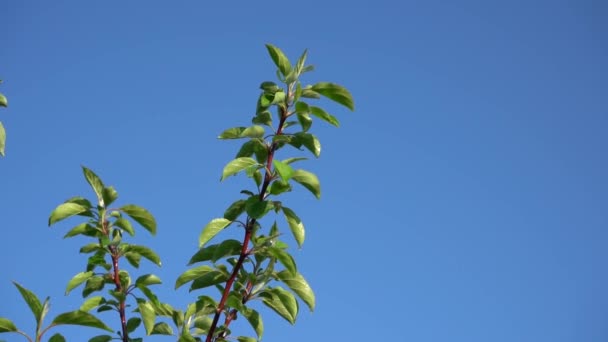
277, 270, 315, 311
219, 126, 265, 139
82, 166, 105, 206
48, 203, 88, 226
0, 318, 17, 333
282, 207, 305, 247
309, 106, 339, 127
221, 157, 260, 181
260, 287, 298, 324
311, 82, 355, 110
291, 169, 321, 199
0, 122, 5, 157
199, 218, 231, 247
273, 160, 294, 182
265, 44, 291, 77
151, 322, 173, 335
80, 296, 105, 312
269, 247, 297, 275
135, 274, 162, 287
120, 205, 157, 235
51, 310, 113, 332
122, 245, 161, 266
12, 282, 42, 322
65, 271, 94, 295
137, 301, 156, 335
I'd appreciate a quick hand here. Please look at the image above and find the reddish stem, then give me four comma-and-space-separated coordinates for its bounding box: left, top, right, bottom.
106, 219, 128, 342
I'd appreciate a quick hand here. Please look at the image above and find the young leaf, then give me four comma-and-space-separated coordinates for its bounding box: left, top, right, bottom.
297, 113, 312, 132
282, 207, 305, 247
309, 106, 340, 127
51, 310, 113, 332
175, 265, 226, 290
0, 92, 7, 107
211, 239, 243, 262
273, 159, 294, 182
199, 218, 231, 247
65, 271, 94, 295
137, 301, 156, 335
114, 217, 135, 236
126, 317, 141, 333
151, 322, 173, 335
265, 44, 291, 77
311, 82, 355, 110
48, 203, 89, 226
260, 287, 299, 324
0, 122, 5, 157
291, 169, 321, 199
82, 166, 105, 206
120, 205, 157, 235
240, 307, 263, 340
12, 282, 42, 322
48, 333, 66, 342
80, 296, 105, 312
223, 199, 247, 221
190, 266, 230, 291
221, 157, 260, 181
276, 270, 315, 311
0, 318, 17, 332
219, 126, 265, 139
135, 274, 162, 287
63, 223, 98, 239
101, 186, 118, 207
269, 247, 297, 275
237, 337, 257, 342
122, 245, 161, 266
294, 49, 308, 77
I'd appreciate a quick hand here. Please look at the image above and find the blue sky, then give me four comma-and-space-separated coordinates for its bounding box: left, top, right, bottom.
1, 1, 607, 341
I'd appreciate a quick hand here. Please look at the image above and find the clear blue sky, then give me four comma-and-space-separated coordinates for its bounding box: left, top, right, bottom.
1, 1, 607, 341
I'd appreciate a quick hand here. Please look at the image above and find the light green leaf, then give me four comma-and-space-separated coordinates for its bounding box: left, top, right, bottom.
137, 301, 156, 335
126, 317, 141, 333
48, 203, 88, 226
199, 218, 231, 247
0, 93, 7, 107
190, 266, 229, 291
260, 287, 299, 324
240, 307, 263, 340
114, 217, 135, 236
65, 271, 94, 295
219, 126, 265, 139
79, 296, 105, 312
294, 49, 308, 77
290, 133, 321, 157
212, 239, 243, 262
277, 270, 315, 311
120, 205, 157, 235
101, 186, 118, 207
291, 169, 321, 199
151, 322, 173, 335
269, 179, 291, 195
282, 207, 305, 247
269, 247, 297, 275
297, 113, 312, 132
82, 276, 105, 297
12, 282, 42, 322
273, 159, 294, 182
265, 44, 291, 77
310, 106, 340, 127
175, 265, 228, 290
311, 82, 355, 111
0, 122, 5, 157
135, 274, 162, 287
221, 157, 260, 181
82, 166, 105, 206
0, 318, 17, 333
63, 223, 97, 239
223, 199, 247, 221
48, 333, 66, 342
51, 310, 113, 332
122, 245, 161, 266
237, 337, 257, 342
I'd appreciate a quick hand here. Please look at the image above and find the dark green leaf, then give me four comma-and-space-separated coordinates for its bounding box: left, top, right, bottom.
138, 301, 156, 335
224, 200, 247, 221
290, 133, 321, 157
101, 186, 118, 207
190, 266, 230, 291
295, 101, 309, 115
82, 276, 105, 297
125, 252, 142, 268
269, 247, 297, 275
0, 92, 7, 107
82, 166, 105, 206
135, 274, 162, 287
51, 310, 113, 332
65, 271, 94, 295
12, 282, 42, 322
265, 44, 291, 77
120, 205, 156, 235
126, 317, 141, 333
259, 81, 279, 92
311, 82, 355, 110
301, 86, 320, 99
245, 197, 273, 219
48, 203, 88, 226
63, 223, 98, 239
269, 180, 291, 195
252, 110, 272, 127
151, 322, 173, 335
260, 287, 299, 324
309, 106, 340, 127
277, 270, 315, 311
0, 318, 17, 333
219, 126, 265, 139
291, 169, 321, 199
212, 239, 243, 262
175, 265, 228, 290
237, 337, 257, 342
297, 113, 312, 132
122, 245, 161, 266
272, 159, 294, 182
199, 218, 231, 247
221, 157, 260, 181
88, 335, 113, 342
48, 333, 66, 342
282, 207, 305, 247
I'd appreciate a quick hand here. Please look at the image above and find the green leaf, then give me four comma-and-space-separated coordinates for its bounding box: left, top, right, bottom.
82, 276, 105, 297
265, 44, 291, 77
0, 92, 7, 107
12, 282, 42, 322
122, 245, 161, 266
80, 296, 105, 312
311, 82, 355, 110
291, 169, 321, 199
310, 106, 340, 127
82, 166, 105, 206
151, 322, 173, 335
65, 271, 94, 295
295, 101, 309, 115
259, 81, 279, 92
237, 337, 257, 342
199, 218, 231, 247
269, 180, 291, 195
101, 186, 118, 207
190, 266, 230, 291
48, 203, 89, 226
260, 287, 299, 324
0, 318, 17, 333
88, 335, 113, 342
245, 197, 273, 219
219, 126, 265, 139
294, 49, 308, 77
301, 86, 320, 99
63, 223, 98, 239
224, 199, 247, 221
277, 270, 315, 311
126, 317, 141, 333
272, 160, 294, 182
120, 205, 157, 235
221, 157, 260, 181
0, 122, 5, 157
48, 333, 66, 342
51, 310, 113, 332
137, 301, 156, 335
212, 239, 243, 262
297, 113, 313, 132
240, 307, 263, 340
114, 217, 135, 236
135, 274, 162, 287
290, 133, 321, 157
252, 110, 272, 127
282, 207, 305, 247
175, 265, 225, 290
125, 252, 142, 268
269, 247, 297, 275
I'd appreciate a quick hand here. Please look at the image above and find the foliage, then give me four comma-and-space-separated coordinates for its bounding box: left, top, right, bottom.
0, 79, 8, 156
0, 44, 353, 342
